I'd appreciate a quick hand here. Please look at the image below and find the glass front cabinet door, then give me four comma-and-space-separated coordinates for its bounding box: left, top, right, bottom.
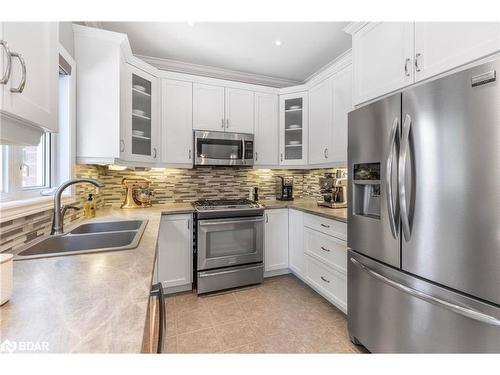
279, 92, 308, 165
122, 64, 160, 164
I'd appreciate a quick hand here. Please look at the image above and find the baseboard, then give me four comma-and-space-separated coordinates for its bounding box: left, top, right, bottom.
264, 268, 291, 278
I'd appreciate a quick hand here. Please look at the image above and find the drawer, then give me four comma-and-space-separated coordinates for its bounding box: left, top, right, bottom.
304, 228, 347, 273
305, 254, 347, 311
303, 213, 347, 240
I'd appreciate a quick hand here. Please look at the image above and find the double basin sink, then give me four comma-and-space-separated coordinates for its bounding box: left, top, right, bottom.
16, 220, 148, 260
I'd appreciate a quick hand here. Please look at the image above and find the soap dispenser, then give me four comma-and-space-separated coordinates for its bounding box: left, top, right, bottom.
84, 193, 96, 218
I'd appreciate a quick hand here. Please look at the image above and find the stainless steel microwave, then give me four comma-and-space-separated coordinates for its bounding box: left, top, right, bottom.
194, 130, 254, 166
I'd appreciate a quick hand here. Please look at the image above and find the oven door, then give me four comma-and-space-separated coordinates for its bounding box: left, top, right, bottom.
197, 216, 264, 270
194, 130, 253, 166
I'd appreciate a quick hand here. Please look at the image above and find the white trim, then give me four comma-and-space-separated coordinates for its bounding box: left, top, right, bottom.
342, 22, 370, 35
137, 54, 300, 89
0, 194, 76, 223
279, 50, 352, 94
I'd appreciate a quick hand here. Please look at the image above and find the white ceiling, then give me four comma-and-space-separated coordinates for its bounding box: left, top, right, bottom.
100, 22, 351, 86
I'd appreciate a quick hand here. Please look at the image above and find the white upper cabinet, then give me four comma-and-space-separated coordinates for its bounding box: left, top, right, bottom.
330, 66, 352, 164
414, 22, 500, 81
122, 64, 160, 163
0, 22, 59, 133
193, 84, 255, 133
279, 91, 308, 166
254, 92, 279, 166
161, 79, 193, 166
264, 209, 289, 273
193, 83, 225, 131
352, 22, 414, 105
349, 22, 500, 105
308, 77, 333, 165
225, 88, 254, 133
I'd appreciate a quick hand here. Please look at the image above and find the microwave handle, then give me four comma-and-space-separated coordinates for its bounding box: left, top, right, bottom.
242, 138, 246, 162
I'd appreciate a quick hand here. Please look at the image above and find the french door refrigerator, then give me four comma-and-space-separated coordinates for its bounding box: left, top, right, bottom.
347, 58, 500, 353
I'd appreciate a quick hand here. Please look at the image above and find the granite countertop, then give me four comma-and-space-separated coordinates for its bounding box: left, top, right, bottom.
0, 204, 191, 353
260, 199, 347, 223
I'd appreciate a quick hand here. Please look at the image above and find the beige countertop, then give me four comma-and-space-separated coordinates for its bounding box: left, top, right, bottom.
260, 199, 347, 223
0, 200, 344, 353
0, 204, 187, 353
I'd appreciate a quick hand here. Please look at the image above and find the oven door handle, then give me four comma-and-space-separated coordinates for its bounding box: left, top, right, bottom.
199, 217, 264, 226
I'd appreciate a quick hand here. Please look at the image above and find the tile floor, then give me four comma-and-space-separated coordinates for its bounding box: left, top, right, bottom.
164, 274, 369, 354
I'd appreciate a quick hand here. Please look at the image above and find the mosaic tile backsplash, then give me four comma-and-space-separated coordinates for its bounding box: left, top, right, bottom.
76, 165, 346, 207
0, 164, 346, 253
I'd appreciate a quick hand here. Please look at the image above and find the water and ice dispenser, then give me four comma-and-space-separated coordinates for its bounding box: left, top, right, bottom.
352, 163, 381, 219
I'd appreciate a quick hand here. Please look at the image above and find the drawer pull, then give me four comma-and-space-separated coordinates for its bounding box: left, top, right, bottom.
320, 246, 330, 252
320, 223, 330, 228
321, 276, 330, 283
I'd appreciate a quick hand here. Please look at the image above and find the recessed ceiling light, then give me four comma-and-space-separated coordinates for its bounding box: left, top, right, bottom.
187, 21, 195, 27
274, 40, 283, 47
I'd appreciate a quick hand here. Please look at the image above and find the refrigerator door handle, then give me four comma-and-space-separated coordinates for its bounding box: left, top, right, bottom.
386, 117, 399, 238
399, 114, 412, 241
350, 257, 500, 326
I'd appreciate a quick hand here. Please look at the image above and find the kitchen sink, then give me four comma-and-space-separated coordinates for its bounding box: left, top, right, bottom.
68, 220, 144, 234
16, 220, 147, 260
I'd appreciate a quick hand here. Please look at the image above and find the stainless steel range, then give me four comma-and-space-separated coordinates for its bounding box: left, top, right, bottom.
194, 198, 265, 294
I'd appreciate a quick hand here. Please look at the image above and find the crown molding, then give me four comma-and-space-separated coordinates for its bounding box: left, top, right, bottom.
343, 22, 369, 35
304, 49, 352, 85
83, 21, 103, 29
136, 54, 301, 88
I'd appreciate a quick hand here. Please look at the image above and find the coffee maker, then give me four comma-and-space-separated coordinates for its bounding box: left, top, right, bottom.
276, 176, 294, 201
318, 171, 347, 208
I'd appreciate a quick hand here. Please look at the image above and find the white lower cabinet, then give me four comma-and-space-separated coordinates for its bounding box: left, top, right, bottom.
288, 209, 305, 277
264, 209, 289, 274
305, 254, 347, 313
157, 214, 193, 293
295, 211, 348, 313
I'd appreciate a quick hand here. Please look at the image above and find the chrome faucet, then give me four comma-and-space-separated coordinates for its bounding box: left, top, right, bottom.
51, 178, 105, 235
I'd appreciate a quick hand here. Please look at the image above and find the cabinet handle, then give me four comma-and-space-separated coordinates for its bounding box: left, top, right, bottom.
0, 40, 12, 84
226, 119, 229, 128
187, 220, 190, 230
320, 223, 330, 228
9, 52, 26, 93
255, 151, 258, 161
404, 57, 411, 77
320, 246, 330, 252
324, 148, 328, 159
120, 139, 125, 152
280, 153, 283, 162
265, 213, 269, 223
415, 53, 422, 72
321, 276, 330, 283
221, 119, 224, 129
153, 147, 157, 159
189, 149, 192, 159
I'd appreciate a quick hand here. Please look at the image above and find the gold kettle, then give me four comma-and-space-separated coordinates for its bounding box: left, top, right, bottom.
121, 177, 153, 209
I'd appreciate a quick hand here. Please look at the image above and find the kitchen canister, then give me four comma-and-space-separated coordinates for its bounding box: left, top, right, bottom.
0, 253, 13, 305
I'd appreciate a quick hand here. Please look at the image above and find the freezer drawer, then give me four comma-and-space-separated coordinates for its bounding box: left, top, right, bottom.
348, 250, 500, 353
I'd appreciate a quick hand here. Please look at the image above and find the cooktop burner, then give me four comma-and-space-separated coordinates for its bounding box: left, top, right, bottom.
193, 198, 264, 218
194, 198, 257, 207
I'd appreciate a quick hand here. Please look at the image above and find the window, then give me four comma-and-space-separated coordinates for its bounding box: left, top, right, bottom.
21, 133, 51, 189
0, 134, 53, 201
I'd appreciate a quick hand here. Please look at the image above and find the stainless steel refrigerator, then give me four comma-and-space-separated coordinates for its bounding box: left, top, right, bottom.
347, 58, 500, 353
